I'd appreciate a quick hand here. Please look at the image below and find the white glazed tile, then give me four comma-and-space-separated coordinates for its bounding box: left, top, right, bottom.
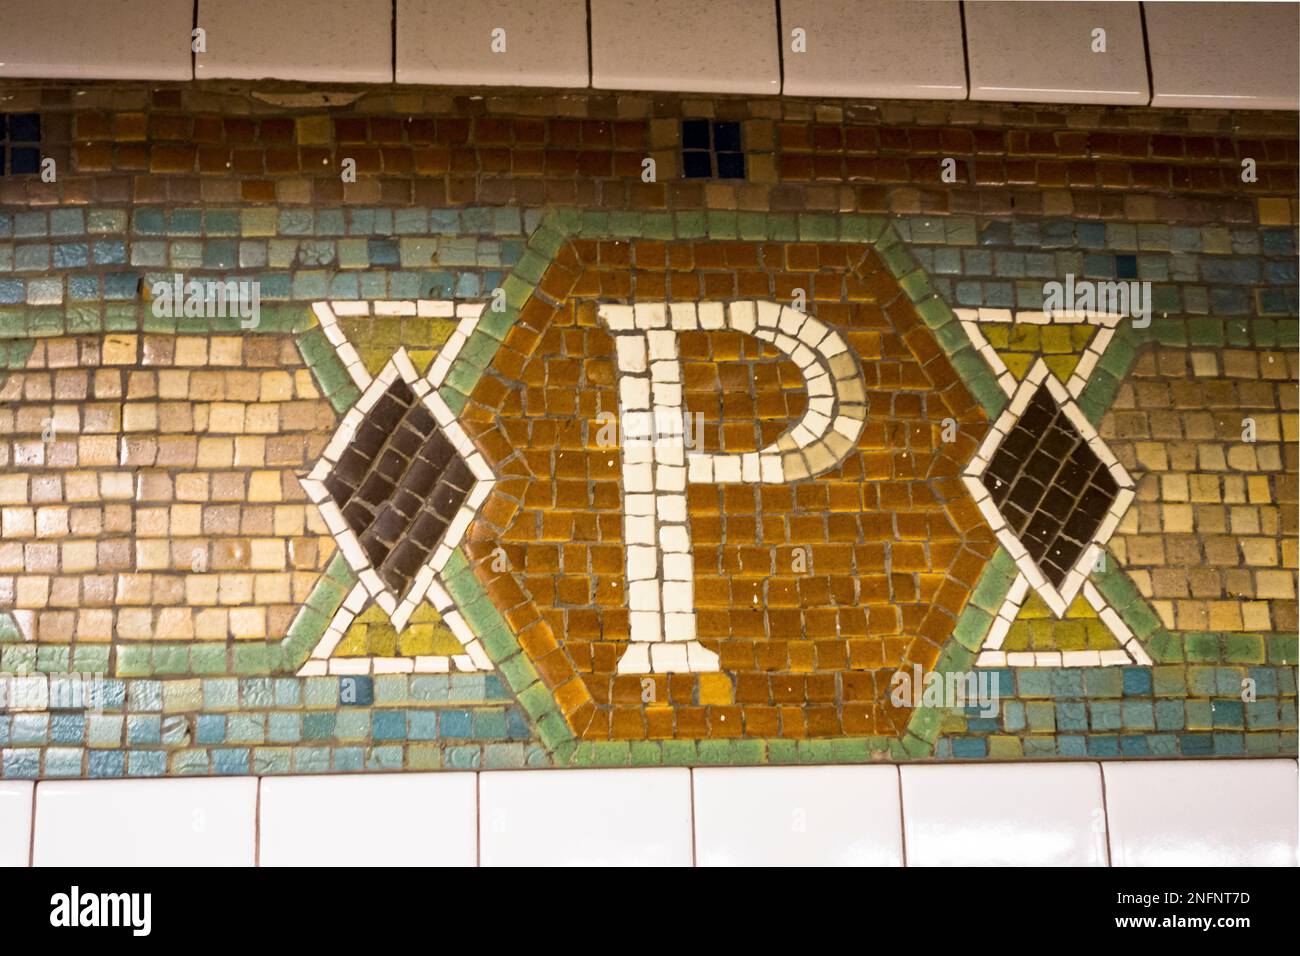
591, 0, 780, 95
195, 0, 391, 83
259, 773, 476, 866
0, 782, 32, 867
781, 0, 965, 99
694, 766, 903, 866
900, 763, 1109, 866
480, 768, 692, 866
1145, 2, 1299, 110
1103, 760, 1299, 866
0, 0, 193, 80
965, 1, 1149, 105
33, 778, 257, 867
396, 0, 588, 87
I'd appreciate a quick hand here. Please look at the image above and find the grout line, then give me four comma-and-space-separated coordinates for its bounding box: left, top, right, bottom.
958, 1, 972, 101
253, 777, 262, 867
895, 767, 908, 867
191, 0, 199, 81
27, 782, 37, 868
391, 0, 398, 83
687, 767, 697, 867
585, 0, 594, 89
774, 0, 785, 94
1137, 1, 1155, 106
1097, 761, 1114, 866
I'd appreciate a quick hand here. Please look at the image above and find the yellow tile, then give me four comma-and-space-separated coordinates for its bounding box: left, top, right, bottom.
209, 337, 243, 366
250, 539, 286, 570
698, 672, 734, 706
173, 337, 209, 366
1257, 197, 1293, 225
102, 334, 138, 365
295, 115, 333, 145
194, 608, 229, 639
229, 606, 267, 639
247, 470, 282, 502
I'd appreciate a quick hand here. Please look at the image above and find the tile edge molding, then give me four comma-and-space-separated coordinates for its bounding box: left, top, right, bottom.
0, 0, 1293, 108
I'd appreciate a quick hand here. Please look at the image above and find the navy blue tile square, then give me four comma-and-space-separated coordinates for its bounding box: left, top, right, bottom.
682, 150, 713, 178
8, 113, 40, 142
9, 148, 39, 175
712, 121, 742, 152
338, 675, 374, 706
681, 118, 710, 150
716, 151, 746, 179
1115, 253, 1138, 279
0, 115, 5, 139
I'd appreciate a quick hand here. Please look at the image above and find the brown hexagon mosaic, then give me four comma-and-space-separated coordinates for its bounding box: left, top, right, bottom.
457, 238, 996, 741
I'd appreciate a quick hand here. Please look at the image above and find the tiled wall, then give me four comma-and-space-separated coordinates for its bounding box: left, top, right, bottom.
2, 759, 1296, 865
0, 1, 1297, 110
0, 79, 1295, 778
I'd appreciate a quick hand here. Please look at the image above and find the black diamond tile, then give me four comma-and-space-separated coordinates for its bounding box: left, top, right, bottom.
982, 383, 1118, 588
323, 376, 478, 599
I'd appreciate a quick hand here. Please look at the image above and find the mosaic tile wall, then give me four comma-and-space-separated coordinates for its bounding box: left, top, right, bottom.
0, 83, 1295, 776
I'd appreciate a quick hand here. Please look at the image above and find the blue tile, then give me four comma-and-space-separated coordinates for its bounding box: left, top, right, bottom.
195, 714, 226, 745
338, 675, 373, 706
87, 750, 126, 778
716, 152, 745, 179
9, 148, 39, 175
49, 714, 85, 745
127, 715, 161, 745
681, 119, 710, 150
203, 240, 238, 269
93, 240, 127, 265
950, 737, 987, 758
212, 749, 249, 775
132, 209, 166, 235
279, 210, 314, 236
8, 113, 40, 141
440, 709, 472, 738
104, 272, 139, 300
52, 242, 88, 269
49, 209, 84, 236
128, 751, 167, 777
372, 710, 407, 741
712, 121, 741, 152
333, 748, 364, 771
682, 151, 712, 178
1, 749, 40, 777
302, 712, 336, 740
408, 711, 439, 740
1121, 667, 1151, 695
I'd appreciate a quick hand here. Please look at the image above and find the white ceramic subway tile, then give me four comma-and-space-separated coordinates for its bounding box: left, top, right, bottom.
396, 0, 588, 87
0, 782, 33, 867
591, 0, 780, 96
194, 0, 391, 83
781, 0, 966, 99
1145, 1, 1300, 110
258, 773, 476, 866
900, 763, 1108, 866
0, 0, 193, 80
480, 768, 692, 866
1103, 759, 1299, 867
965, 1, 1149, 105
693, 766, 903, 866
33, 778, 257, 867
